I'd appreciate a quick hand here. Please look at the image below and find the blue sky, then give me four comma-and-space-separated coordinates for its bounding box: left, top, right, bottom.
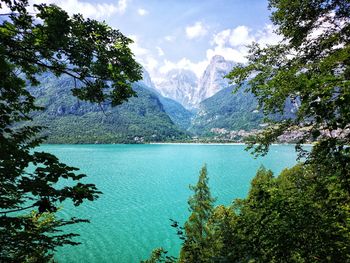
2, 0, 281, 79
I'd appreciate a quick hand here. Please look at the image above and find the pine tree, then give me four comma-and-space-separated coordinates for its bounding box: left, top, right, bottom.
179, 165, 216, 262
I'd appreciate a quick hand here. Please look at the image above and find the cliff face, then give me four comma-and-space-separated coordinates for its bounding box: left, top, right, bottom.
154, 69, 198, 110
194, 55, 235, 106
153, 55, 234, 109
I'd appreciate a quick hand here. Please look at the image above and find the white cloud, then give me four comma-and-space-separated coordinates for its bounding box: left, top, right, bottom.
186, 22, 208, 39
164, 35, 175, 42
255, 24, 282, 46
207, 24, 282, 63
155, 24, 282, 80
129, 35, 149, 56
31, 0, 128, 19
206, 46, 248, 63
137, 8, 148, 16
143, 56, 158, 72
156, 47, 164, 56
159, 58, 208, 78
127, 35, 160, 78
154, 25, 282, 81
128, 24, 280, 85
229, 25, 254, 47
211, 29, 231, 47
0, 2, 11, 13
117, 0, 127, 14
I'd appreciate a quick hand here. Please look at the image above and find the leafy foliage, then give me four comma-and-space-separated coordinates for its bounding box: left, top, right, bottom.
224, 3, 350, 259
0, 0, 141, 260
227, 0, 350, 159
226, 165, 350, 262
166, 165, 350, 262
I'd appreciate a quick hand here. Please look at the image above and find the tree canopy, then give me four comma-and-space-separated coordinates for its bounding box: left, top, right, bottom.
227, 0, 350, 161
0, 0, 141, 260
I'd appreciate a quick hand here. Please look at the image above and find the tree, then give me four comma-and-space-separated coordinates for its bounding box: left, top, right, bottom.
227, 0, 350, 164
0, 0, 142, 260
226, 4, 350, 259
170, 165, 350, 262
207, 205, 237, 262
141, 247, 176, 263
225, 1, 350, 260
179, 165, 216, 262
227, 165, 350, 262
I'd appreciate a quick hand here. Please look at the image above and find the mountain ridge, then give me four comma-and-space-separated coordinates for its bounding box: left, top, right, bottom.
26, 57, 297, 143
153, 55, 234, 110
28, 73, 191, 143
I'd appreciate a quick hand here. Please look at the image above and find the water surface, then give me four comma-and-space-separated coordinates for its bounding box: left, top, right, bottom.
38, 144, 302, 262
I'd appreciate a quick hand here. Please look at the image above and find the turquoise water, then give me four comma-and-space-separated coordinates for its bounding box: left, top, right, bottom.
38, 144, 302, 262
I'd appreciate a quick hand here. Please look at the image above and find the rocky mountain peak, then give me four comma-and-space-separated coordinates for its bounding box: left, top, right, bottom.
166, 69, 197, 83
210, 54, 226, 63
152, 55, 235, 109
154, 69, 198, 110
194, 56, 235, 105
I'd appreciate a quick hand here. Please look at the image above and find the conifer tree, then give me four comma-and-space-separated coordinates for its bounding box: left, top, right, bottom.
179, 165, 216, 262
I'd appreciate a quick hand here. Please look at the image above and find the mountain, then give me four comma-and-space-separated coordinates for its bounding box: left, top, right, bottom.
28, 73, 190, 143
139, 69, 194, 130
25, 58, 295, 143
157, 96, 194, 130
190, 84, 298, 136
154, 69, 198, 109
190, 85, 264, 135
153, 55, 234, 109
139, 66, 155, 89
194, 55, 235, 106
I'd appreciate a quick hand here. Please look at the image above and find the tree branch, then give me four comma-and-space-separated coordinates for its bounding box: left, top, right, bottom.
0, 204, 36, 214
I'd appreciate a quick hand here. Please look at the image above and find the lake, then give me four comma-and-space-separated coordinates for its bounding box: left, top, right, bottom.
38, 144, 302, 262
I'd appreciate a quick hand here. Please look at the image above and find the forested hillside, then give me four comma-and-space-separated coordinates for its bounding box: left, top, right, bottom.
28, 74, 189, 143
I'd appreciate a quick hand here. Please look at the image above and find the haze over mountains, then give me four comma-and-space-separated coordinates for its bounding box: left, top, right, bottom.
29, 55, 278, 143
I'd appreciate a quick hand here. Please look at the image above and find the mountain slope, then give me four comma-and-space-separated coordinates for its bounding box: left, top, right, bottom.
158, 96, 194, 130
29, 74, 188, 143
190, 85, 264, 135
137, 69, 194, 130
190, 84, 298, 135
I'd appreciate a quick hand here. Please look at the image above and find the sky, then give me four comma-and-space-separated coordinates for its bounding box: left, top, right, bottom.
1, 0, 282, 80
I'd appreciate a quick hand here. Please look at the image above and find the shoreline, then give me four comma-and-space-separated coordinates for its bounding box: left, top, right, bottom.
150, 142, 314, 146
40, 142, 314, 146
150, 142, 246, 145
